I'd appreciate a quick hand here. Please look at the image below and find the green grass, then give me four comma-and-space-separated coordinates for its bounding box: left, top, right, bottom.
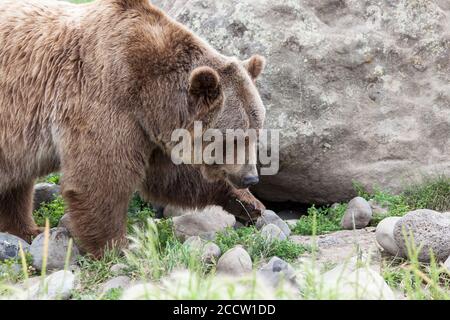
269, 239, 309, 262
33, 196, 66, 228
34, 173, 65, 228
380, 236, 450, 300
359, 176, 449, 225
402, 175, 450, 212
36, 173, 61, 184
366, 189, 411, 225
71, 249, 125, 300
2, 213, 449, 300
101, 288, 124, 300
356, 176, 450, 214
292, 176, 450, 235
44, 173, 61, 185
127, 193, 156, 230
215, 226, 308, 263
0, 254, 33, 283
125, 219, 204, 281
3, 171, 448, 300
291, 203, 347, 236
354, 181, 412, 222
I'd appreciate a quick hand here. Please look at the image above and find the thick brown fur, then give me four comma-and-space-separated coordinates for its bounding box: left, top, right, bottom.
0, 0, 266, 257
139, 147, 265, 222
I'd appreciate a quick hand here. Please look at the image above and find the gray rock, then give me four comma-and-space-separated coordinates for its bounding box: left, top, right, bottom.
341, 197, 372, 230
152, 0, 450, 204
261, 224, 287, 241
255, 210, 291, 237
56, 215, 77, 242
173, 206, 236, 241
201, 242, 221, 264
184, 237, 221, 263
257, 257, 297, 289
216, 246, 252, 276
376, 217, 402, 256
0, 233, 30, 261
33, 183, 61, 211
183, 236, 206, 251
101, 276, 131, 294
57, 214, 71, 230
394, 209, 450, 262
30, 228, 80, 271
19, 270, 75, 300
110, 263, 128, 275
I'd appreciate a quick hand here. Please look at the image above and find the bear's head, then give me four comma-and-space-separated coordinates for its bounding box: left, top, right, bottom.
193, 55, 267, 189
103, 0, 266, 189
163, 53, 266, 189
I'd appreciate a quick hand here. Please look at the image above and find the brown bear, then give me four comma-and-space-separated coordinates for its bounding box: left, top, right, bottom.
0, 0, 266, 257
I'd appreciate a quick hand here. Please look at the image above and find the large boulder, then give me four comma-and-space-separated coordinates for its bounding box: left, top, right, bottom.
393, 209, 450, 262
152, 0, 450, 203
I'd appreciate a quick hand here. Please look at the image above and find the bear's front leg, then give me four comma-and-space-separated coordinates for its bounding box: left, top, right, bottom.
63, 189, 131, 258
60, 143, 145, 258
62, 183, 132, 258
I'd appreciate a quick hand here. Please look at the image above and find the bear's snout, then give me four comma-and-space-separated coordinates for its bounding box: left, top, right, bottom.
241, 174, 259, 188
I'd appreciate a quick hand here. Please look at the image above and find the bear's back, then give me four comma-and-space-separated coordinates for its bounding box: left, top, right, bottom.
0, 0, 89, 113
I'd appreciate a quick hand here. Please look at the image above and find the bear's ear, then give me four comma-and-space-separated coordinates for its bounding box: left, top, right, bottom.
243, 55, 266, 80
189, 66, 221, 102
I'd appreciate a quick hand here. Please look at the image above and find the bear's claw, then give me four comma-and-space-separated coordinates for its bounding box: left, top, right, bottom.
225, 189, 265, 224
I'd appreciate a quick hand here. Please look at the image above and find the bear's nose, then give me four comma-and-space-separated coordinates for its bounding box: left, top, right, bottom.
242, 175, 259, 187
